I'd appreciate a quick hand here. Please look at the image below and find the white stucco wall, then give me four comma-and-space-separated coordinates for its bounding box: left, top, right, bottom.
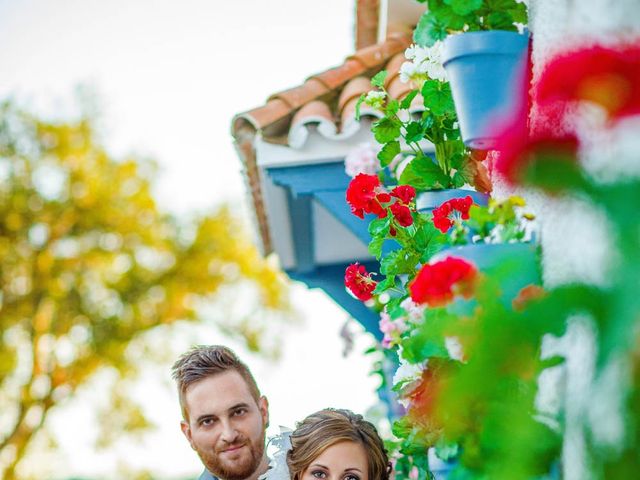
497, 2, 640, 478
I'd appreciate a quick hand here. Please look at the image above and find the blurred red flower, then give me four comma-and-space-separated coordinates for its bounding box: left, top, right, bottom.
344, 263, 377, 301
409, 256, 478, 307
536, 43, 640, 121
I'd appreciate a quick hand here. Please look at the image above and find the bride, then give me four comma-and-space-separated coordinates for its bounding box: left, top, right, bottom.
267, 409, 391, 480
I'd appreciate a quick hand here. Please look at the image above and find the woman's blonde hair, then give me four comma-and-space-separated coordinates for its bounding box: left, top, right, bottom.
286, 409, 390, 480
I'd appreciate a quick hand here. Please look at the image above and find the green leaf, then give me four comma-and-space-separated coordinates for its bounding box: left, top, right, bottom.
486, 11, 517, 30
422, 80, 456, 116
446, 0, 482, 16
386, 99, 400, 116
405, 121, 425, 144
510, 2, 529, 24
399, 154, 451, 190
412, 222, 447, 263
378, 141, 401, 167
400, 90, 419, 110
354, 93, 366, 121
368, 216, 390, 236
380, 249, 420, 276
371, 70, 388, 88
373, 275, 396, 294
368, 236, 385, 259
372, 117, 402, 144
414, 12, 447, 46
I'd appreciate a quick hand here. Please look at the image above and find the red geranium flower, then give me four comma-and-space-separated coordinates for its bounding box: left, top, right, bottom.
431, 196, 474, 233
409, 256, 478, 307
390, 185, 416, 204
536, 44, 640, 121
344, 263, 377, 301
346, 173, 390, 219
492, 123, 580, 185
390, 202, 413, 227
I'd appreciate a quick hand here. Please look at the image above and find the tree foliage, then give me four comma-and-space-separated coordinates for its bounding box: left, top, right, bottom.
0, 100, 290, 479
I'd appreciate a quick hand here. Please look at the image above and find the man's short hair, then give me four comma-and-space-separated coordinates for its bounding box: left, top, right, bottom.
171, 345, 261, 420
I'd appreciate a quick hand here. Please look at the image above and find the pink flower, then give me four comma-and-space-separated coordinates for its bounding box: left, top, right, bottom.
379, 311, 408, 348
345, 143, 381, 177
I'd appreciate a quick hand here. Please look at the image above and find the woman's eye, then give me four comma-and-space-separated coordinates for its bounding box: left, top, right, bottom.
311, 471, 327, 479
345, 475, 360, 480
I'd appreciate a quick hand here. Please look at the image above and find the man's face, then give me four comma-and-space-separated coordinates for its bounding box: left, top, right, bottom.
181, 370, 269, 480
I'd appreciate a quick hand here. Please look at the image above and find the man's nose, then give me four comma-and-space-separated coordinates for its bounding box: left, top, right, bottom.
219, 420, 239, 444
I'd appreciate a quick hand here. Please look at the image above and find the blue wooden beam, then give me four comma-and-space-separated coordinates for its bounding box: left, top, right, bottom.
288, 261, 382, 341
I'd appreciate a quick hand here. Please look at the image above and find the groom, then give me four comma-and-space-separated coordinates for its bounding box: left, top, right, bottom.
172, 345, 270, 480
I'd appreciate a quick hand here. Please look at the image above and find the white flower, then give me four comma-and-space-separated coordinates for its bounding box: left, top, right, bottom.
344, 143, 381, 177
445, 336, 464, 361
401, 41, 448, 85
364, 90, 386, 109
399, 61, 419, 84
393, 356, 427, 407
400, 297, 426, 324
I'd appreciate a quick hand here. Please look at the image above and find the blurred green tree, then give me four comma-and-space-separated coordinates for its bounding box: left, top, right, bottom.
0, 100, 291, 479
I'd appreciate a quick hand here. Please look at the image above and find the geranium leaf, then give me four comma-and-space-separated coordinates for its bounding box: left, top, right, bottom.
414, 12, 447, 46
400, 90, 419, 110
422, 80, 455, 116
373, 275, 396, 294
368, 216, 390, 236
378, 141, 401, 167
447, 0, 482, 15
399, 154, 451, 190
373, 117, 402, 144
371, 70, 388, 88
486, 11, 517, 30
380, 249, 420, 275
368, 236, 385, 259
405, 121, 425, 144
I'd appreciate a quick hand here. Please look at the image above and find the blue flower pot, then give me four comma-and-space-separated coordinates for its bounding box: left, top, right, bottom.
442, 31, 529, 149
417, 189, 489, 212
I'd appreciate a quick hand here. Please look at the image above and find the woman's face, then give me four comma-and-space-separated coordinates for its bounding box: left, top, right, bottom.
302, 440, 369, 480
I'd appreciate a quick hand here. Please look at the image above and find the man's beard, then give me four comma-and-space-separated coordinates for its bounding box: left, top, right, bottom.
197, 427, 266, 480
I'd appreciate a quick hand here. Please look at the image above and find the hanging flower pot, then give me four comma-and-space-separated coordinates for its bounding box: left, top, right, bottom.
442, 31, 530, 149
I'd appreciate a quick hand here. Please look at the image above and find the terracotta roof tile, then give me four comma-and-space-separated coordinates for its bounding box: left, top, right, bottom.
310, 59, 368, 91
235, 98, 292, 132
385, 52, 406, 88
387, 74, 412, 100
337, 76, 371, 115
291, 100, 334, 126
347, 32, 410, 68
268, 78, 330, 110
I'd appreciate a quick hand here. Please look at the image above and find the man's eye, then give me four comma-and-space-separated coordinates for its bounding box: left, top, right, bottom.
201, 418, 215, 426
311, 471, 326, 479
233, 408, 247, 416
